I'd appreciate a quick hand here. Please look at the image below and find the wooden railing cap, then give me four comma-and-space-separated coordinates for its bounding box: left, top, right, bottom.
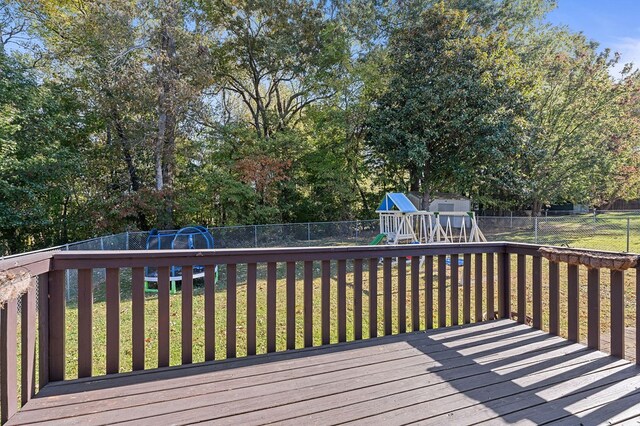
539, 247, 640, 271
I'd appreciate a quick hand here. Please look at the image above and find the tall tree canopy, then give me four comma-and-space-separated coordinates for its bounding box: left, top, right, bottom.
366, 3, 530, 208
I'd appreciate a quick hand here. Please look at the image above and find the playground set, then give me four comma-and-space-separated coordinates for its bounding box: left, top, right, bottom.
373, 192, 486, 245
141, 193, 485, 291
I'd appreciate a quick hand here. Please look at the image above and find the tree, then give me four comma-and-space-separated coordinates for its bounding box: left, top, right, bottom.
367, 2, 529, 209
512, 30, 640, 212
0, 51, 93, 253
22, 0, 212, 228
196, 0, 348, 139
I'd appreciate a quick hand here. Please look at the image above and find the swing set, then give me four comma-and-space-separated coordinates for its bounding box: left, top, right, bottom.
375, 193, 486, 245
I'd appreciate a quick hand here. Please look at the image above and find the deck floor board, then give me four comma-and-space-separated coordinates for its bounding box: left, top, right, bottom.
8, 320, 640, 426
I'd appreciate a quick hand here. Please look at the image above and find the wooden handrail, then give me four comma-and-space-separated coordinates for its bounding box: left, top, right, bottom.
50, 242, 508, 269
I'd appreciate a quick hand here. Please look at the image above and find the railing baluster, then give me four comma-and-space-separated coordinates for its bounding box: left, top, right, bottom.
106, 268, 120, 374
303, 261, 313, 347
475, 254, 483, 323
267, 262, 277, 352
354, 259, 363, 340
204, 265, 216, 361
486, 253, 494, 321
498, 252, 510, 320
49, 269, 65, 381
226, 264, 237, 358
463, 253, 471, 324
549, 261, 560, 335
77, 268, 93, 378
438, 255, 446, 328
157, 266, 170, 368
425, 255, 433, 329
369, 258, 378, 338
610, 269, 625, 358
131, 267, 145, 370
517, 254, 526, 324
247, 263, 257, 356
636, 266, 640, 365
38, 273, 50, 387
383, 257, 392, 336
286, 261, 297, 349
21, 285, 36, 405
1, 298, 17, 423
532, 256, 542, 329
321, 260, 330, 345
567, 264, 579, 342
451, 254, 459, 326
411, 256, 420, 331
337, 259, 347, 342
587, 268, 600, 350
397, 257, 407, 334
182, 266, 193, 364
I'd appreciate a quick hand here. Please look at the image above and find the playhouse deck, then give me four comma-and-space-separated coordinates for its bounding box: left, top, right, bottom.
9, 320, 640, 425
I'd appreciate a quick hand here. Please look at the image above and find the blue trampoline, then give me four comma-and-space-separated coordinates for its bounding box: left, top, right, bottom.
144, 226, 217, 293
445, 256, 465, 267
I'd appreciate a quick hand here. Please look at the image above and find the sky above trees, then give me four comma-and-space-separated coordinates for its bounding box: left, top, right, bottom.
547, 0, 640, 73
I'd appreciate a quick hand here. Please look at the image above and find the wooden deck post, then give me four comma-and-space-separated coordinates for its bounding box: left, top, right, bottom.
48, 269, 65, 382
498, 251, 511, 319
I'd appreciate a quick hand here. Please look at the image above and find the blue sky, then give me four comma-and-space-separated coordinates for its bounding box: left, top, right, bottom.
546, 0, 640, 72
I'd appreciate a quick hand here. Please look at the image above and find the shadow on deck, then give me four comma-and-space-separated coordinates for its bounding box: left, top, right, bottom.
9, 320, 640, 425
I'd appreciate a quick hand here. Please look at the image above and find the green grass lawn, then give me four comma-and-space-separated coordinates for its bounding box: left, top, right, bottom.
483, 215, 640, 253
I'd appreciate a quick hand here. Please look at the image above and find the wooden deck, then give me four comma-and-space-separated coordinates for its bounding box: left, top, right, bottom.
9, 320, 640, 425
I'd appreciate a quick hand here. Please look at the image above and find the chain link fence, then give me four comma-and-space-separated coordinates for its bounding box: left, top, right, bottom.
478, 214, 640, 253
7, 214, 640, 302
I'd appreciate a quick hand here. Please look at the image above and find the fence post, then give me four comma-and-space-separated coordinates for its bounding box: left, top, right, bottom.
254, 225, 258, 248
627, 217, 630, 253
307, 223, 311, 246
125, 231, 129, 250
534, 216, 538, 244
355, 220, 359, 244
510, 212, 513, 229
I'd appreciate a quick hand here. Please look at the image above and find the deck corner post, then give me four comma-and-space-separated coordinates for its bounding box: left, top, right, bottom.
48, 269, 66, 382
498, 246, 511, 319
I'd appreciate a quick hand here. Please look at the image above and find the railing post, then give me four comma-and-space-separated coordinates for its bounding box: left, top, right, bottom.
498, 246, 511, 319
636, 265, 640, 365
21, 285, 36, 405
48, 269, 66, 381
38, 273, 50, 387
610, 269, 625, 358
1, 298, 18, 423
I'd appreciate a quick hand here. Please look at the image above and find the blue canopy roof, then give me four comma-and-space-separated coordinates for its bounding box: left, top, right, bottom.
376, 193, 418, 213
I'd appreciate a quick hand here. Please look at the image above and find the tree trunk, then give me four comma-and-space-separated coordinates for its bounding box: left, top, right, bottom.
155, 3, 178, 229
422, 188, 431, 211
421, 164, 431, 211
409, 167, 420, 192
112, 112, 148, 230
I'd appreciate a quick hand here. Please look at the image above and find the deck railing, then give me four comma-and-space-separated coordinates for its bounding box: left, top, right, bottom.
1, 242, 639, 424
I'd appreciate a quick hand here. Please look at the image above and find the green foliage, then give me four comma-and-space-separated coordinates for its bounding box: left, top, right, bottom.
367, 3, 530, 207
